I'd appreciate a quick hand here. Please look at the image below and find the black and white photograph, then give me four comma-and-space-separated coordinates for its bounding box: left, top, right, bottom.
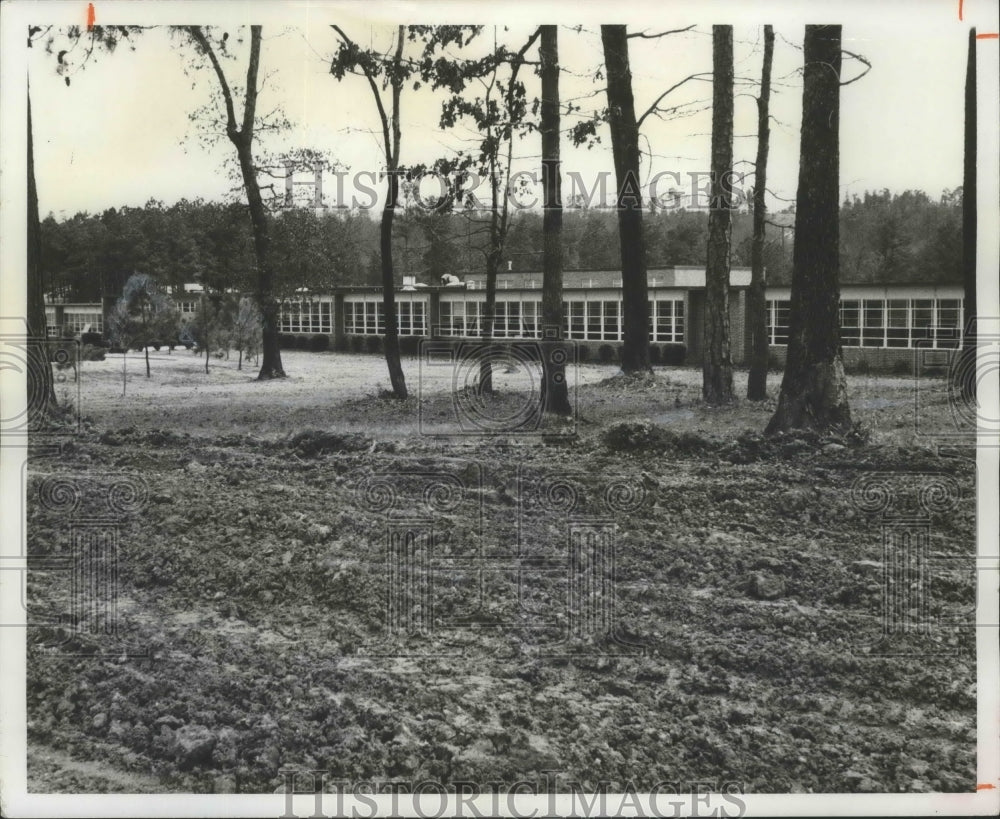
1, 0, 998, 815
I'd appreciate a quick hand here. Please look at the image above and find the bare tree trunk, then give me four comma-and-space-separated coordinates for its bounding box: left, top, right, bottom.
955, 27, 977, 402
380, 174, 408, 399
145, 345, 150, 377
27, 89, 56, 425
601, 25, 651, 375
766, 25, 851, 434
540, 25, 571, 415
192, 25, 285, 380
238, 348, 243, 371
704, 25, 735, 405
479, 239, 500, 395
479, 159, 501, 396
234, 136, 284, 380
747, 25, 774, 401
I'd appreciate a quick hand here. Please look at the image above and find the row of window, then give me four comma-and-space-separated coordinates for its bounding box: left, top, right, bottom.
279, 300, 333, 334
766, 298, 964, 349
44, 310, 104, 336
438, 299, 686, 342
342, 300, 428, 336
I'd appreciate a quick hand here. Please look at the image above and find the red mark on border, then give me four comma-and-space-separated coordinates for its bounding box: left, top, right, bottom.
976, 32, 1000, 38
86, 3, 95, 31
959, 0, 965, 19
978, 783, 997, 790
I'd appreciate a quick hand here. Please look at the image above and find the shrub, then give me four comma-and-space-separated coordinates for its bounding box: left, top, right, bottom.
309, 334, 330, 352
598, 344, 617, 364
80, 344, 106, 362
889, 358, 912, 376
334, 335, 350, 353
294, 334, 310, 350
649, 345, 662, 365
661, 343, 686, 366
278, 333, 294, 350
399, 336, 420, 357
350, 335, 366, 353
365, 335, 383, 354
851, 358, 872, 376
80, 332, 104, 347
576, 345, 590, 363
767, 351, 783, 372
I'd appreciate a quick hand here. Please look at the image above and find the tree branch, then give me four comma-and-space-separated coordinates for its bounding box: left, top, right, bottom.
636, 72, 712, 130
627, 25, 696, 39
242, 26, 262, 139
187, 26, 239, 139
331, 25, 393, 167
839, 49, 872, 86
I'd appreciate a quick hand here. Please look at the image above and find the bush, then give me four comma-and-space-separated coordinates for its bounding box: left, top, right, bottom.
80, 332, 104, 347
598, 344, 617, 364
334, 335, 350, 353
365, 335, 384, 354
661, 343, 686, 366
576, 345, 590, 363
889, 358, 912, 376
80, 344, 106, 362
294, 335, 310, 350
649, 345, 662, 365
350, 335, 366, 354
278, 333, 294, 350
767, 351, 783, 372
399, 336, 420, 357
309, 334, 330, 352
851, 358, 872, 376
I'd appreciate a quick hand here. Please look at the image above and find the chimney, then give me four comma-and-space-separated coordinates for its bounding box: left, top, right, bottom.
507, 260, 513, 272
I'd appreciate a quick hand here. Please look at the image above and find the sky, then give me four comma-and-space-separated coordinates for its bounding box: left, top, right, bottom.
6, 0, 999, 221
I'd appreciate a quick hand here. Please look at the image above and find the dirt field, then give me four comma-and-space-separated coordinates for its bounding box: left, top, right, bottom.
25, 349, 977, 794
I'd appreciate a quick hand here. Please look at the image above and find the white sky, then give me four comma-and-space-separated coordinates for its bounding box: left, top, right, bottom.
12, 0, 996, 220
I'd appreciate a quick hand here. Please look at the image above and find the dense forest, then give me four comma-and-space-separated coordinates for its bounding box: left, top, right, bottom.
41, 187, 963, 302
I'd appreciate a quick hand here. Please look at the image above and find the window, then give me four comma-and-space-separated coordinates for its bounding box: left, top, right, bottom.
839, 300, 861, 347
602, 301, 620, 340
765, 300, 791, 345
522, 301, 539, 338
935, 299, 962, 348
586, 302, 602, 339
862, 300, 885, 347
64, 312, 104, 334
565, 301, 585, 339
886, 299, 909, 348
650, 299, 684, 343
911, 299, 934, 345
280, 300, 333, 334
466, 301, 481, 336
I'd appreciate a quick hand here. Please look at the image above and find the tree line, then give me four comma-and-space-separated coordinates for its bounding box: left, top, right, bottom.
39, 187, 962, 304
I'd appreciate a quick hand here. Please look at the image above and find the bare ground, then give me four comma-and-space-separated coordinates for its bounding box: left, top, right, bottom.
25, 350, 977, 794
